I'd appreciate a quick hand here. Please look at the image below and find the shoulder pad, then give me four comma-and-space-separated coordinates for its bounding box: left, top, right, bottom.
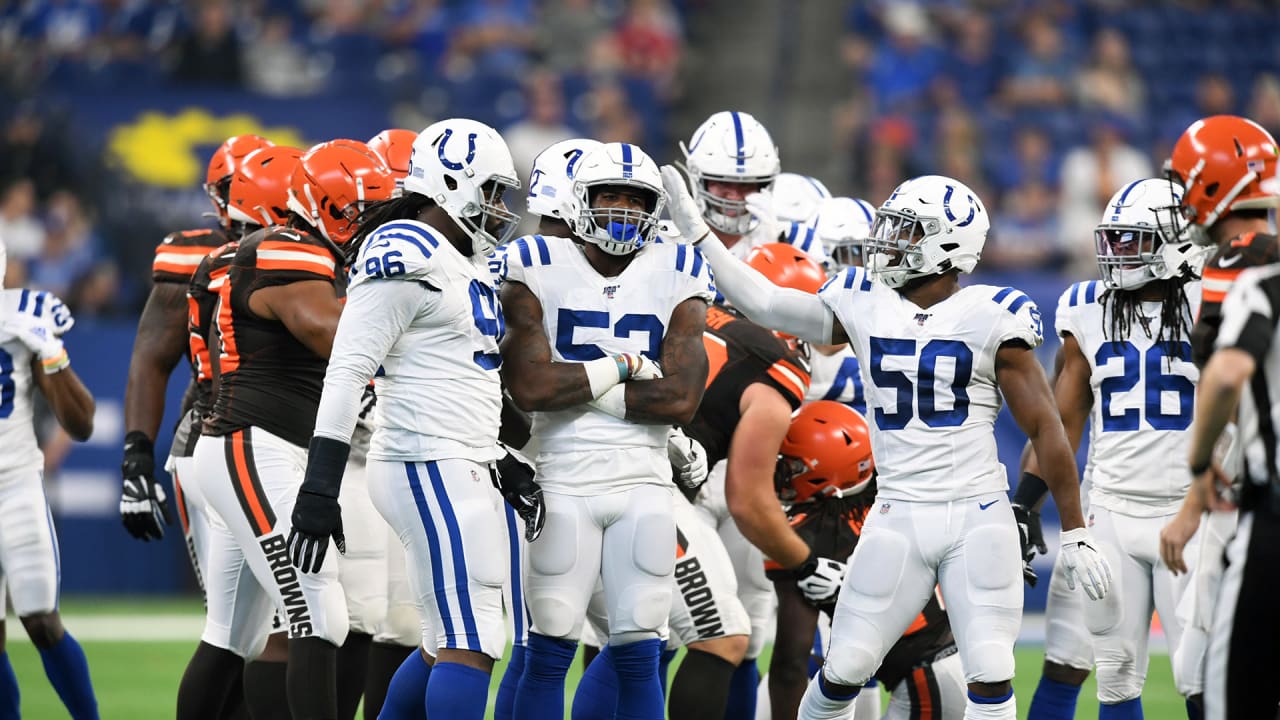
351, 220, 447, 284
253, 228, 339, 280
820, 266, 873, 294
507, 234, 556, 269
153, 228, 227, 282
672, 243, 713, 281
990, 286, 1043, 347
1059, 280, 1101, 308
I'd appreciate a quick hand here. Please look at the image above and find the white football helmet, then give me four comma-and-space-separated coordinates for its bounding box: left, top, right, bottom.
1095, 178, 1206, 290
680, 111, 781, 235
567, 143, 666, 255
403, 118, 521, 256
814, 197, 877, 271
526, 138, 604, 220
864, 175, 989, 289
773, 173, 831, 224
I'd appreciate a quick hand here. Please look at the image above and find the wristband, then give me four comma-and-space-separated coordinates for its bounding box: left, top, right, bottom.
584, 356, 625, 399
1190, 459, 1211, 475
590, 384, 627, 420
41, 348, 70, 374
303, 435, 351, 497
1012, 471, 1050, 508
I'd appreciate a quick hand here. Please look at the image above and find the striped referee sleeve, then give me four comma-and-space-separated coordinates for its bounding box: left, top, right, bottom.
1216, 265, 1280, 365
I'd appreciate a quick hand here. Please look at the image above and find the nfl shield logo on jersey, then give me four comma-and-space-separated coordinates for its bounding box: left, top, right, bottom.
880, 502, 891, 514
914, 313, 930, 326
603, 284, 619, 299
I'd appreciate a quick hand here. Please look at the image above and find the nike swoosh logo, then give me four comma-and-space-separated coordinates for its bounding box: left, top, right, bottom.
978, 500, 998, 510
1219, 254, 1243, 268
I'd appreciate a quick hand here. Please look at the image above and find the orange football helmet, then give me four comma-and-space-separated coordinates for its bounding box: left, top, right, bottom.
1166, 115, 1279, 244
367, 129, 417, 179
226, 146, 303, 228
746, 242, 827, 294
205, 134, 275, 225
287, 141, 397, 246
775, 401, 875, 504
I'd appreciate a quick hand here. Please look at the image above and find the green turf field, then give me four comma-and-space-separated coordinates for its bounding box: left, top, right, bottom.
4, 597, 1187, 719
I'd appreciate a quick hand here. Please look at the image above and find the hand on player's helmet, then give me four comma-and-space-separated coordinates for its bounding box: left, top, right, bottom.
667, 427, 709, 490
1059, 527, 1113, 601
744, 189, 778, 240
1011, 502, 1046, 587
119, 431, 173, 541
289, 490, 345, 573
615, 353, 663, 381
796, 553, 846, 608
660, 166, 711, 244
496, 451, 546, 542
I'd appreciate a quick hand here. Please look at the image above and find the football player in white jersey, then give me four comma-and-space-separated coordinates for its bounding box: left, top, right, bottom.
502, 142, 714, 720
285, 118, 523, 720
0, 248, 99, 719
681, 111, 782, 259
1020, 178, 1206, 720
663, 168, 1113, 720
801, 197, 877, 412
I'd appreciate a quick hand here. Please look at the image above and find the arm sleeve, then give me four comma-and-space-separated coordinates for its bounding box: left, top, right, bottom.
312, 279, 425, 442
698, 235, 836, 345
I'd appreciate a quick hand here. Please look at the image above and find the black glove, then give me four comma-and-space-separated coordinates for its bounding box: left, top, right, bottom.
287, 437, 349, 573
496, 452, 545, 542
120, 431, 173, 541
1012, 502, 1047, 587
795, 552, 846, 613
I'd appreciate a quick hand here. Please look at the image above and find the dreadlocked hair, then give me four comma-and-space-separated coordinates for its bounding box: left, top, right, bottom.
346, 193, 437, 260
1100, 277, 1193, 354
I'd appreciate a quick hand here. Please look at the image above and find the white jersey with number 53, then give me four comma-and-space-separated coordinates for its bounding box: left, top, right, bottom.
817, 267, 1043, 502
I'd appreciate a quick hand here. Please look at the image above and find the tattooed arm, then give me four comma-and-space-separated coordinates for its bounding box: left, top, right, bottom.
500, 280, 611, 412
615, 297, 709, 424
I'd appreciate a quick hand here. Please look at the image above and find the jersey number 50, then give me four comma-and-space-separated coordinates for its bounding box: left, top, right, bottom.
869, 337, 973, 430
1096, 341, 1194, 432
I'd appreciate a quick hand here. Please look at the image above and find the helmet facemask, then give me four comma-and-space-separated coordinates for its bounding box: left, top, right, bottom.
690, 172, 771, 236
864, 209, 941, 288
575, 182, 664, 256
449, 178, 521, 257
827, 236, 863, 273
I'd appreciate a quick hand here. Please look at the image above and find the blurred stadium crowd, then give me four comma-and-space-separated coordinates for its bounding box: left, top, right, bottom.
0, 0, 1278, 320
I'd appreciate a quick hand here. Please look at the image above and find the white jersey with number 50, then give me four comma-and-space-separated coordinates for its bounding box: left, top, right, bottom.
504, 234, 715, 458
817, 267, 1043, 502
1055, 279, 1201, 517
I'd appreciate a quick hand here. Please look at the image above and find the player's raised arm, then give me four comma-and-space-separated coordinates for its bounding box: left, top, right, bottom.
499, 279, 658, 412
660, 166, 843, 346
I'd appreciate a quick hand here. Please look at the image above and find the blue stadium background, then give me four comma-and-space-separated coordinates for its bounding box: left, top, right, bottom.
1, 0, 1278, 611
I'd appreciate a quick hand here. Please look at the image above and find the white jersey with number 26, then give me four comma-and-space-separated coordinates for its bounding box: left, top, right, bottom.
817, 267, 1043, 502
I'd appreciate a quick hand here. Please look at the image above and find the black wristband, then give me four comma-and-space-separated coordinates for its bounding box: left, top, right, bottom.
303, 436, 350, 497
1190, 459, 1211, 476
123, 430, 155, 457
1012, 471, 1050, 508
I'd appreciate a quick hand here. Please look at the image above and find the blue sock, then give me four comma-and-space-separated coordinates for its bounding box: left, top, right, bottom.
37, 632, 97, 720
515, 633, 578, 720
658, 643, 677, 697
495, 644, 526, 720
723, 657, 759, 719
610, 639, 663, 720
1099, 697, 1144, 720
572, 645, 619, 720
425, 661, 490, 720
970, 688, 1014, 705
1028, 676, 1082, 720
1186, 698, 1203, 720
817, 673, 860, 701
807, 628, 824, 679
0, 651, 19, 720
380, 649, 431, 719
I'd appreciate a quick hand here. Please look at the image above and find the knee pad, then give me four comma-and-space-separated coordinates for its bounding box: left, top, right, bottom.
822, 644, 879, 687
530, 596, 587, 640
375, 603, 422, 647
1094, 665, 1144, 704
616, 587, 671, 635
961, 639, 1015, 685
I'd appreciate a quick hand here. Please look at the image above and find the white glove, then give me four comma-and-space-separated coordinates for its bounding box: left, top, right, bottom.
3, 290, 74, 336
796, 556, 846, 606
616, 353, 663, 381
1060, 527, 1113, 601
1, 315, 69, 373
745, 189, 779, 241
667, 427, 708, 490
660, 165, 712, 244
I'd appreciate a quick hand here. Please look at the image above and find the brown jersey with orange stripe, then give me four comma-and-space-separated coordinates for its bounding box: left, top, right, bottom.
1193, 230, 1280, 367
684, 304, 810, 465
152, 228, 229, 284
202, 226, 344, 447
187, 242, 239, 420
767, 489, 956, 689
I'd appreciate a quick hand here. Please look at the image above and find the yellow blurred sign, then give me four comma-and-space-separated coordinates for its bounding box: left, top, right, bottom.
106, 108, 308, 188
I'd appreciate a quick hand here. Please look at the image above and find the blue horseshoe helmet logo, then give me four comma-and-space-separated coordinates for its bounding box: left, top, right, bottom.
942, 184, 977, 227
437, 129, 478, 171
